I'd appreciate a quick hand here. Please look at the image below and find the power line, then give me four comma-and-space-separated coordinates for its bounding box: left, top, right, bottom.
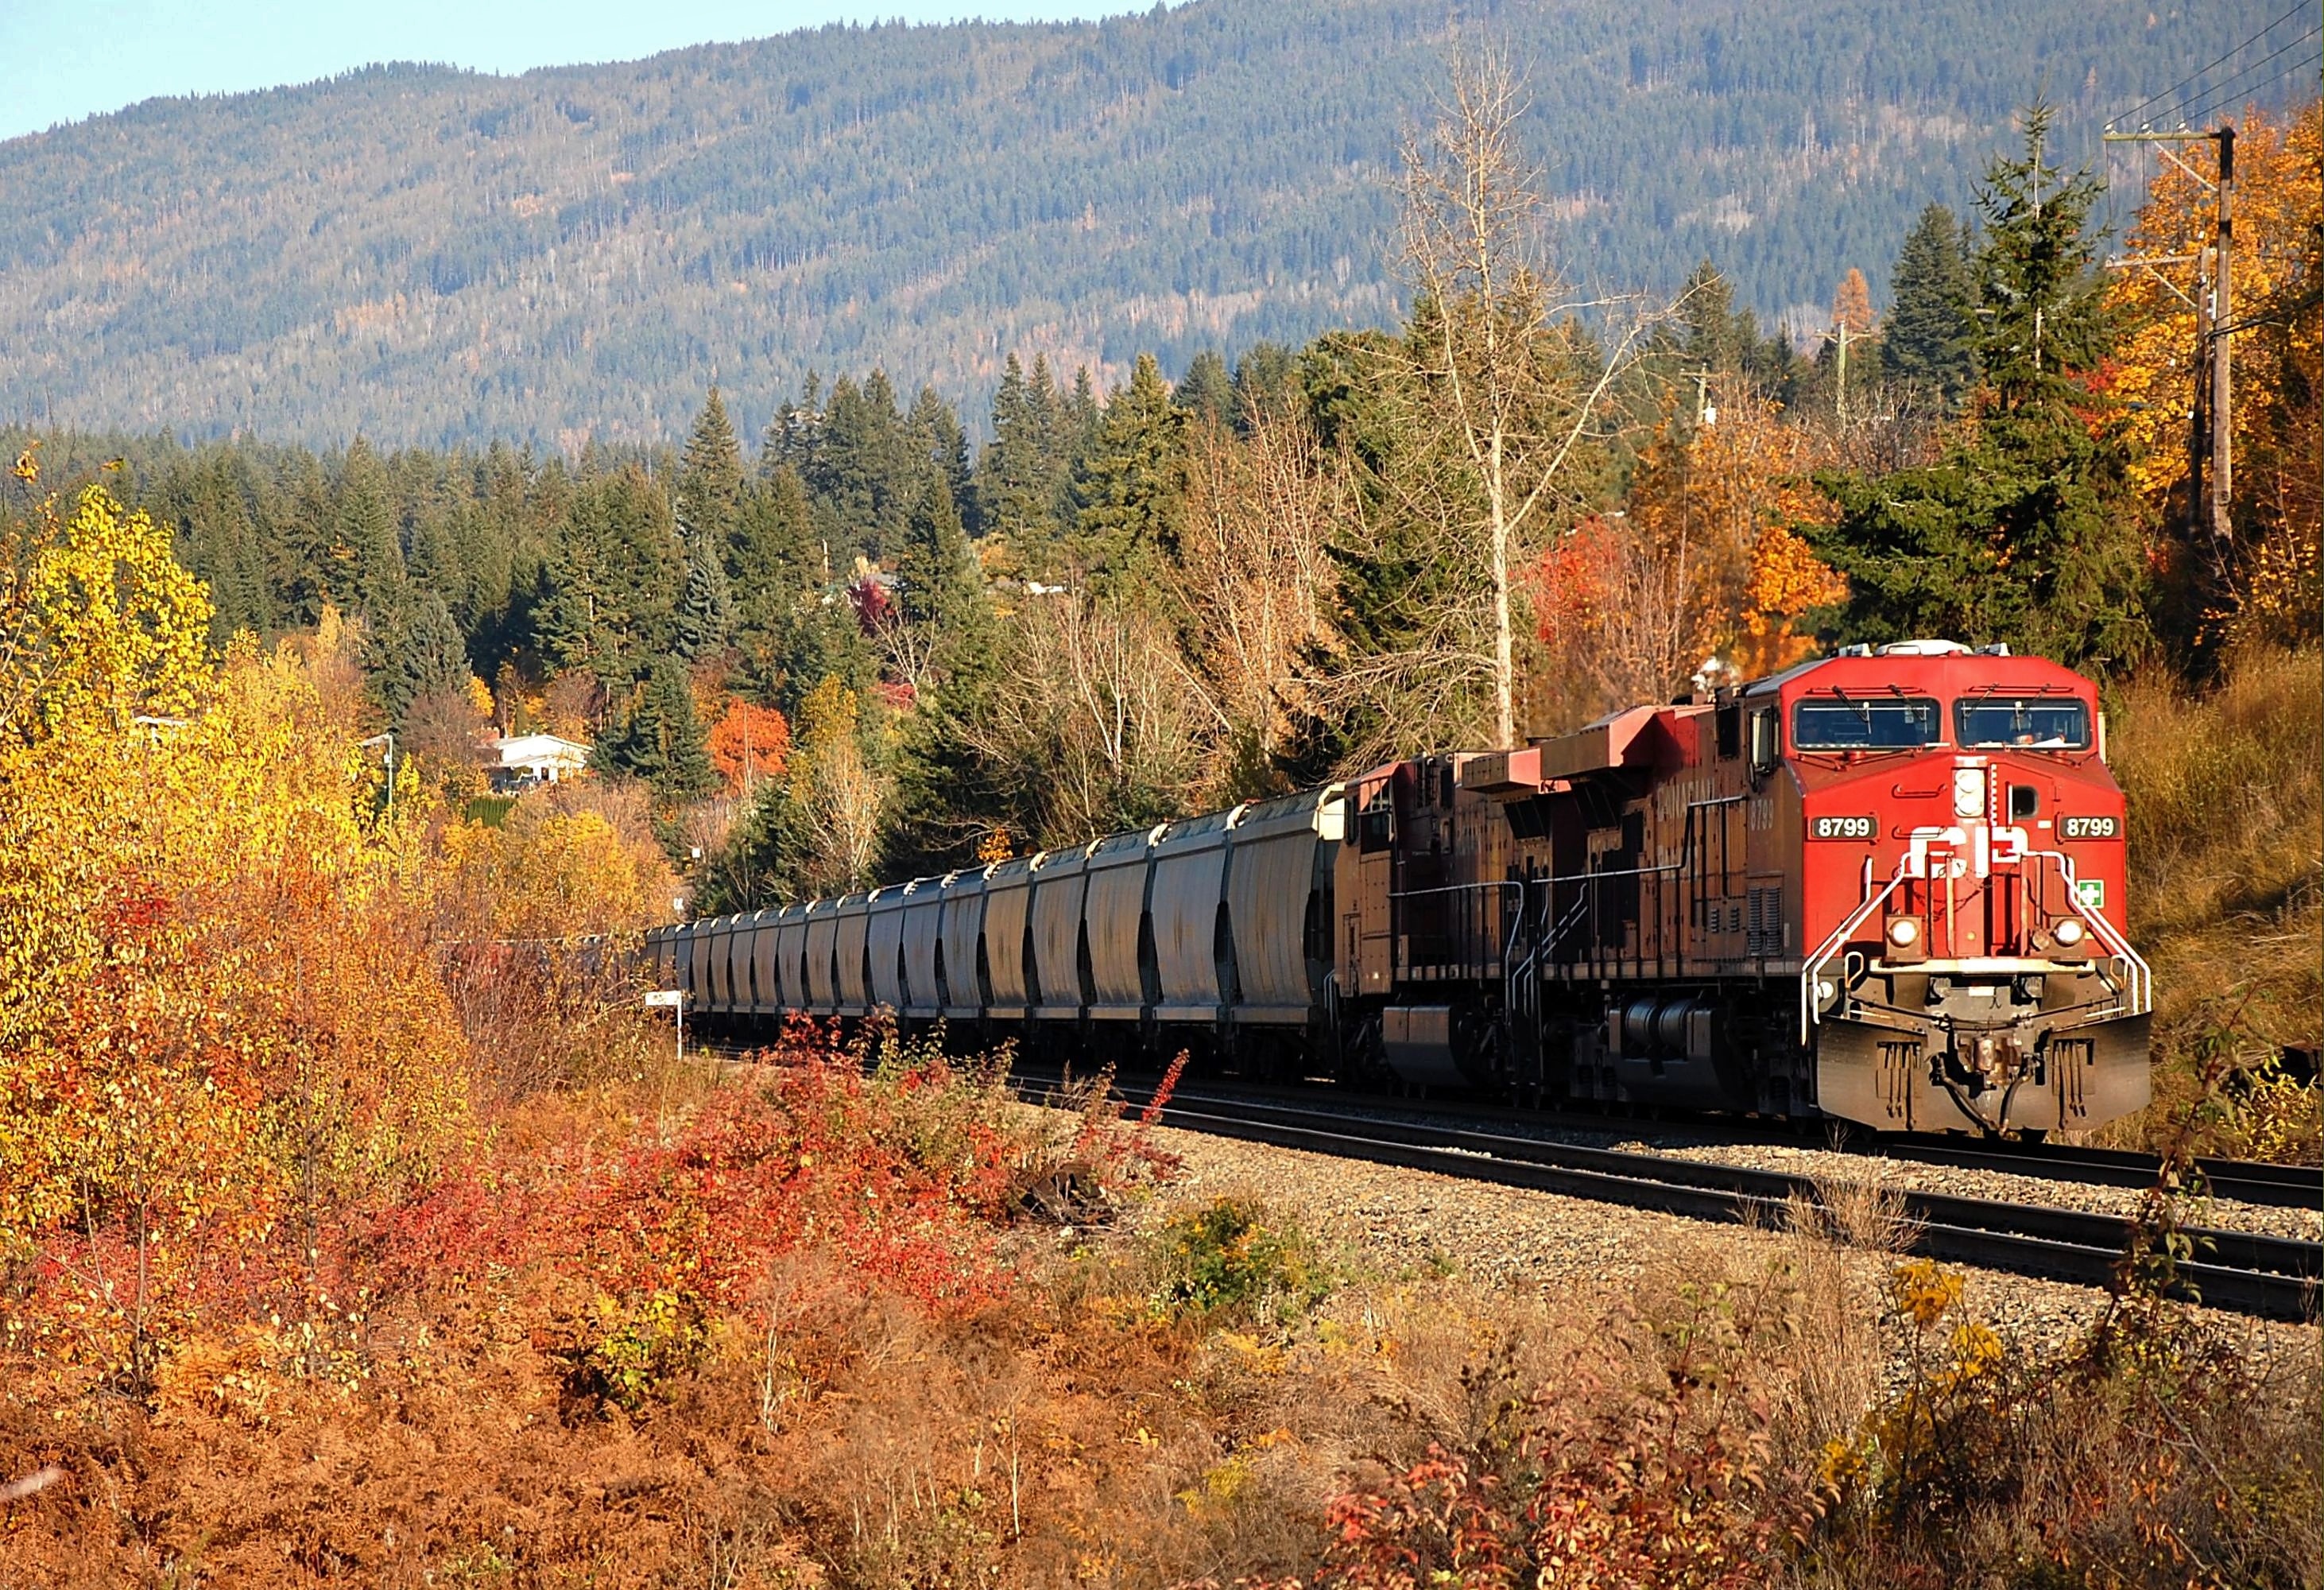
2166, 23, 2324, 122
2115, 0, 2310, 128
2171, 36, 2323, 128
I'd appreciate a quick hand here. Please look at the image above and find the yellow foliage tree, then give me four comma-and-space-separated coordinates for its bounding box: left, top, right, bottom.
436, 800, 664, 942
0, 473, 214, 744
2109, 100, 2322, 650
0, 475, 471, 1390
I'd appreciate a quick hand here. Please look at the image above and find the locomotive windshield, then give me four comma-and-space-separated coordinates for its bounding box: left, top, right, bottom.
1791, 693, 1942, 750
1955, 696, 2090, 750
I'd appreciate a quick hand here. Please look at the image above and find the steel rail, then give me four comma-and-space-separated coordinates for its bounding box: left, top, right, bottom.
1046, 1066, 2322, 1212
1873, 1135, 2322, 1210
1093, 1091, 2319, 1322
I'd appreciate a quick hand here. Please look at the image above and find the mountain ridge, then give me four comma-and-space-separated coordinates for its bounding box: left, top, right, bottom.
0, 0, 2293, 448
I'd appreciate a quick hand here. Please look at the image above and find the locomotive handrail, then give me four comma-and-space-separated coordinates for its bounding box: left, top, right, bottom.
1547, 887, 1591, 952
2025, 849, 2152, 1016
1800, 847, 2152, 1044
1800, 860, 1912, 1042
1513, 862, 1683, 886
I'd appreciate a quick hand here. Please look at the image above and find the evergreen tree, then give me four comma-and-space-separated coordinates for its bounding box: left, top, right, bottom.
672, 523, 736, 660
730, 464, 819, 658
1061, 363, 1103, 463
406, 500, 466, 615
365, 588, 471, 726
597, 660, 715, 801
698, 774, 810, 910
1884, 203, 1980, 406
678, 386, 746, 570
1743, 321, 1807, 405
893, 469, 994, 672
1810, 107, 2148, 668
1289, 327, 1474, 773
333, 436, 405, 614
761, 372, 824, 482
1231, 342, 1303, 429
275, 452, 335, 626
1679, 259, 1745, 374
539, 465, 684, 684
974, 353, 1073, 580
179, 452, 273, 640
882, 479, 1006, 879
810, 370, 914, 560
1071, 352, 1187, 594
1175, 350, 1235, 428
905, 385, 975, 535
770, 600, 876, 715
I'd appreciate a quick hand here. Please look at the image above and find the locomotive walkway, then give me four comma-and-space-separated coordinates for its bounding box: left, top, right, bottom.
1076, 1081, 2322, 1322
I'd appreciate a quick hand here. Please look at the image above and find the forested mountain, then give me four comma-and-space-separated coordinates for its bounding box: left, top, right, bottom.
0, 0, 2295, 448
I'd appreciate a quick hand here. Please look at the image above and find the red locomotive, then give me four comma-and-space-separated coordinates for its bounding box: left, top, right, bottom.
1350, 638, 2149, 1134
658, 638, 2152, 1136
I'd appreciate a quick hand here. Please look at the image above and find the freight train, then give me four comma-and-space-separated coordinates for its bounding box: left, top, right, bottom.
649, 640, 2153, 1136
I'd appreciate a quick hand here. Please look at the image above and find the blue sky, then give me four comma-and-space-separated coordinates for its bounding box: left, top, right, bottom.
0, 0, 1134, 141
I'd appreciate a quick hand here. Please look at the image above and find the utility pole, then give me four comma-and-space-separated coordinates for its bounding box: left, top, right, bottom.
2104, 122, 2237, 545
2192, 246, 2214, 543
2209, 124, 2234, 545
1834, 320, 1850, 428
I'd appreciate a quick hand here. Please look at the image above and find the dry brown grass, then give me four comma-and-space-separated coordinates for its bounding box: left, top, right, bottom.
2107, 645, 2322, 1158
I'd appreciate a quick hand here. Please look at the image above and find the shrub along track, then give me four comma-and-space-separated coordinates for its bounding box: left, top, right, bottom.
687, 1040, 2315, 1320
1021, 1072, 2321, 1323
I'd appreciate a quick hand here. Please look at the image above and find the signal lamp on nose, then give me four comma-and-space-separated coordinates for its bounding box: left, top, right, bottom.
1953, 766, 1988, 818
1887, 917, 1920, 948
2052, 917, 2086, 947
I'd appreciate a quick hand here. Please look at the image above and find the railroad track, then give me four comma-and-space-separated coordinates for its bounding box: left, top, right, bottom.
694, 1031, 2320, 1210
1031, 1065, 2323, 1212
1072, 1082, 2321, 1323
1877, 1135, 2322, 1210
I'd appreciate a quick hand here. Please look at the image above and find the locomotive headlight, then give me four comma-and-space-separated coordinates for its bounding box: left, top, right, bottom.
1887, 917, 1920, 948
2053, 917, 2086, 947
1952, 766, 1989, 818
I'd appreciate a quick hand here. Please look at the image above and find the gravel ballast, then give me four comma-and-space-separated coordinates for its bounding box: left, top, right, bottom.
1148, 1088, 2323, 1244
1133, 1120, 2323, 1378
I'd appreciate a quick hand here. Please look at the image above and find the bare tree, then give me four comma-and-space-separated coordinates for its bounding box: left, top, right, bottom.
1374, 43, 1653, 748
958, 593, 1203, 844
1169, 409, 1342, 790
780, 681, 888, 894
793, 729, 885, 892
400, 681, 493, 793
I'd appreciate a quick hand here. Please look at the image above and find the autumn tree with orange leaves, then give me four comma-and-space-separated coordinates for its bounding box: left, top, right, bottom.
705, 695, 792, 794
1532, 378, 1846, 725
2109, 99, 2322, 657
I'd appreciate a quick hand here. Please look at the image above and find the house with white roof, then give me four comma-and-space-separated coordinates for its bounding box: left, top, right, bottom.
488, 732, 591, 790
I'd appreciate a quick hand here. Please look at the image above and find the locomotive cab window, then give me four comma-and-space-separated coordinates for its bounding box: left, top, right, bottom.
1747, 706, 1779, 773
1955, 696, 2091, 750
1791, 694, 1942, 750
